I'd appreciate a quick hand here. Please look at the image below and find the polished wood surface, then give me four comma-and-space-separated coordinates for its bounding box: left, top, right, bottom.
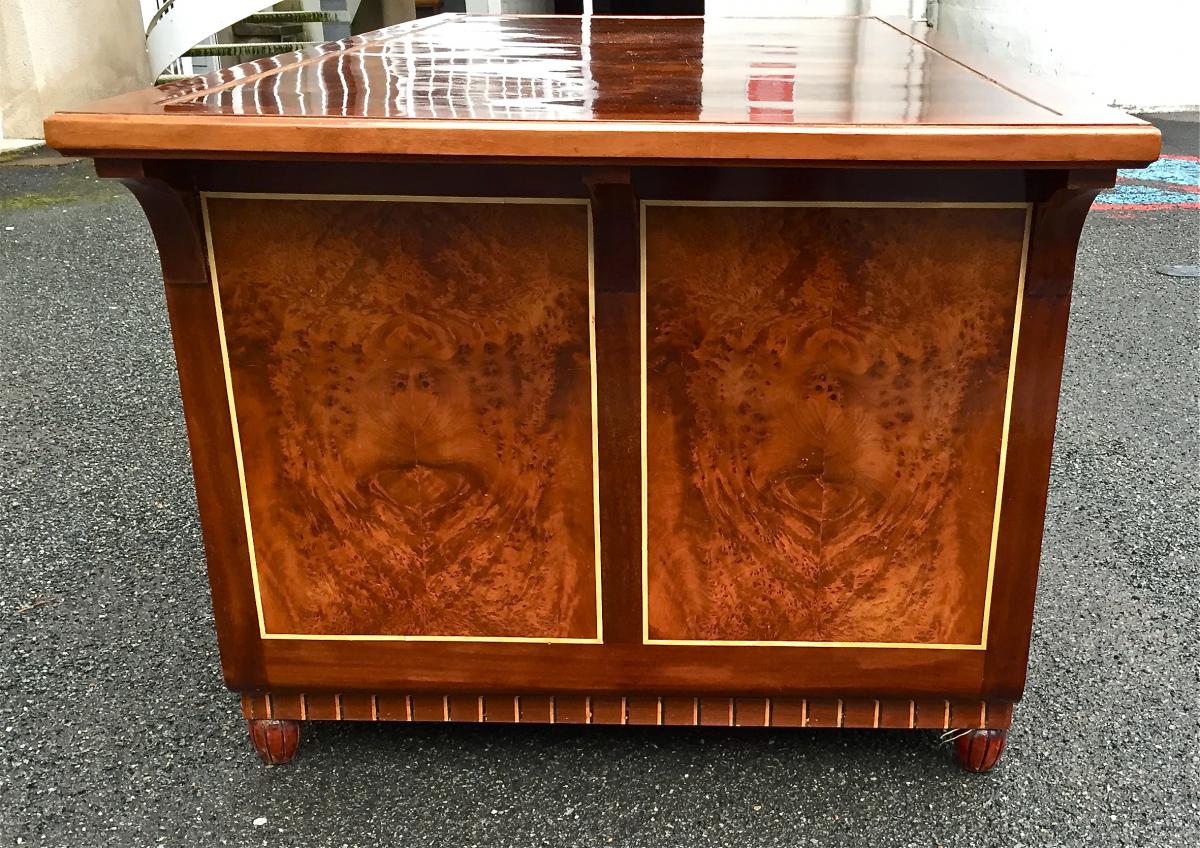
643, 204, 1028, 645
51, 9, 1159, 768
588, 171, 645, 645
954, 727, 1008, 772
43, 15, 1159, 164
161, 17, 1058, 125
982, 174, 1110, 698
102, 160, 1114, 708
248, 718, 301, 764
76, 83, 1140, 765
205, 195, 599, 638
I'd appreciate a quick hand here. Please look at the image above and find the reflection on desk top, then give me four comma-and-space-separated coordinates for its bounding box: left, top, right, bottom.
159, 16, 1052, 125
44, 15, 1161, 164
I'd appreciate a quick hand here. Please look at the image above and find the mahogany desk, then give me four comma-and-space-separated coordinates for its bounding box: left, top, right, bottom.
45, 14, 1160, 772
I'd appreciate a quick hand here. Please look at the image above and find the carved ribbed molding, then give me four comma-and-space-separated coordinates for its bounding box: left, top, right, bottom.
242, 692, 1013, 730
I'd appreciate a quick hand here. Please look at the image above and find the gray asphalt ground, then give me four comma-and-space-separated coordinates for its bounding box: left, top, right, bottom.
1, 117, 1197, 848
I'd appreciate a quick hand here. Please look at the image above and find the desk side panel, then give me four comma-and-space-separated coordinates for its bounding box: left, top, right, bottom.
109, 161, 1100, 702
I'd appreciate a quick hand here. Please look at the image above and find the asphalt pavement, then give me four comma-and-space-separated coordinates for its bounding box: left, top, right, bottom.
1, 119, 1197, 847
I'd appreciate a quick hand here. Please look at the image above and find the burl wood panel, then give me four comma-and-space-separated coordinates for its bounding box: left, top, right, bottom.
644, 204, 1029, 645
204, 196, 598, 638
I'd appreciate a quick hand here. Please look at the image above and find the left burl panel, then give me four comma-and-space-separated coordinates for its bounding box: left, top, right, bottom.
201, 194, 600, 641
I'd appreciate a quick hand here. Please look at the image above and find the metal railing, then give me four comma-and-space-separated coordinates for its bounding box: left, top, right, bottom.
143, 1, 353, 79
144, 0, 283, 77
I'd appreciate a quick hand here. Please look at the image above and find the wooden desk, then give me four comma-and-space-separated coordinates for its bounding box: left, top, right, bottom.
45, 14, 1159, 772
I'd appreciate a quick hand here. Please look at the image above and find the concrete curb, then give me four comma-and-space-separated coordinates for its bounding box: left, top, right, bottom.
0, 138, 45, 162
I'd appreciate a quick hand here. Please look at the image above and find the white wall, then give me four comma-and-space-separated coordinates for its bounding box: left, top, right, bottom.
464, 0, 554, 12
933, 0, 1199, 111
0, 0, 150, 139
709, 0, 1196, 112
707, 0, 919, 14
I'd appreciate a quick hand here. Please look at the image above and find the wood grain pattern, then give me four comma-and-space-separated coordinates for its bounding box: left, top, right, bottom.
644, 203, 1029, 645
100, 158, 1110, 750
204, 195, 599, 639
95, 162, 274, 689
982, 176, 1110, 699
240, 691, 1013, 729
587, 172, 643, 644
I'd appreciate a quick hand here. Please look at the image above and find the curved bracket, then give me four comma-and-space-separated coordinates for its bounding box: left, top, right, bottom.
96, 159, 209, 287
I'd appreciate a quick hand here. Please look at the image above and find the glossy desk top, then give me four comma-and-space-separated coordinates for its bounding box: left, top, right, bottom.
45, 15, 1160, 164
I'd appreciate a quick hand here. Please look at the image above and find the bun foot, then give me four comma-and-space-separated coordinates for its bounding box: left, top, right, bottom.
953, 728, 1007, 773
248, 718, 301, 764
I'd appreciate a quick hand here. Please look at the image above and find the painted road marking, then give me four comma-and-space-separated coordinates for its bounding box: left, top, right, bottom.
1095, 154, 1200, 213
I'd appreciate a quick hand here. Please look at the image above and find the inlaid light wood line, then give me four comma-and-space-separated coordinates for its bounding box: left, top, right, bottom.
200, 196, 268, 638
255, 634, 604, 643
201, 191, 604, 644
586, 696, 593, 724
586, 204, 604, 643
656, 698, 664, 725
873, 16, 1062, 118
550, 696, 557, 724
837, 699, 845, 728
621, 696, 628, 725
873, 700, 881, 729
514, 695, 522, 722
802, 699, 809, 728
908, 701, 916, 728
300, 693, 308, 721
336, 693, 344, 721
640, 640, 987, 650
943, 701, 951, 730
639, 205, 650, 644
645, 200, 1030, 210
980, 205, 1034, 649
203, 191, 589, 206
639, 199, 1034, 650
371, 694, 379, 721
265, 692, 274, 720
405, 695, 413, 722
477, 696, 485, 722
763, 699, 771, 727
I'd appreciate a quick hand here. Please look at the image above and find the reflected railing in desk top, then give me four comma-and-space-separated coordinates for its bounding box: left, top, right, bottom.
162, 15, 1057, 126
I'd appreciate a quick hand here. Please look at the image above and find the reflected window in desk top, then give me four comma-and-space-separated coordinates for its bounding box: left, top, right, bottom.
161, 16, 1060, 126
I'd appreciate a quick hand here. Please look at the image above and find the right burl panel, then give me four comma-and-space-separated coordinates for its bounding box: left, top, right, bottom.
643, 203, 1029, 646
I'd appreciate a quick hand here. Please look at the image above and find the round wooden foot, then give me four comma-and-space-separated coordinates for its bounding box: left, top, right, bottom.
953, 728, 1007, 773
248, 719, 301, 764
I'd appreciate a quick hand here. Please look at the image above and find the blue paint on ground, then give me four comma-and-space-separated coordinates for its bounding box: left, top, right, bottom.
1116, 156, 1199, 186
1098, 155, 1198, 206
1097, 183, 1199, 205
